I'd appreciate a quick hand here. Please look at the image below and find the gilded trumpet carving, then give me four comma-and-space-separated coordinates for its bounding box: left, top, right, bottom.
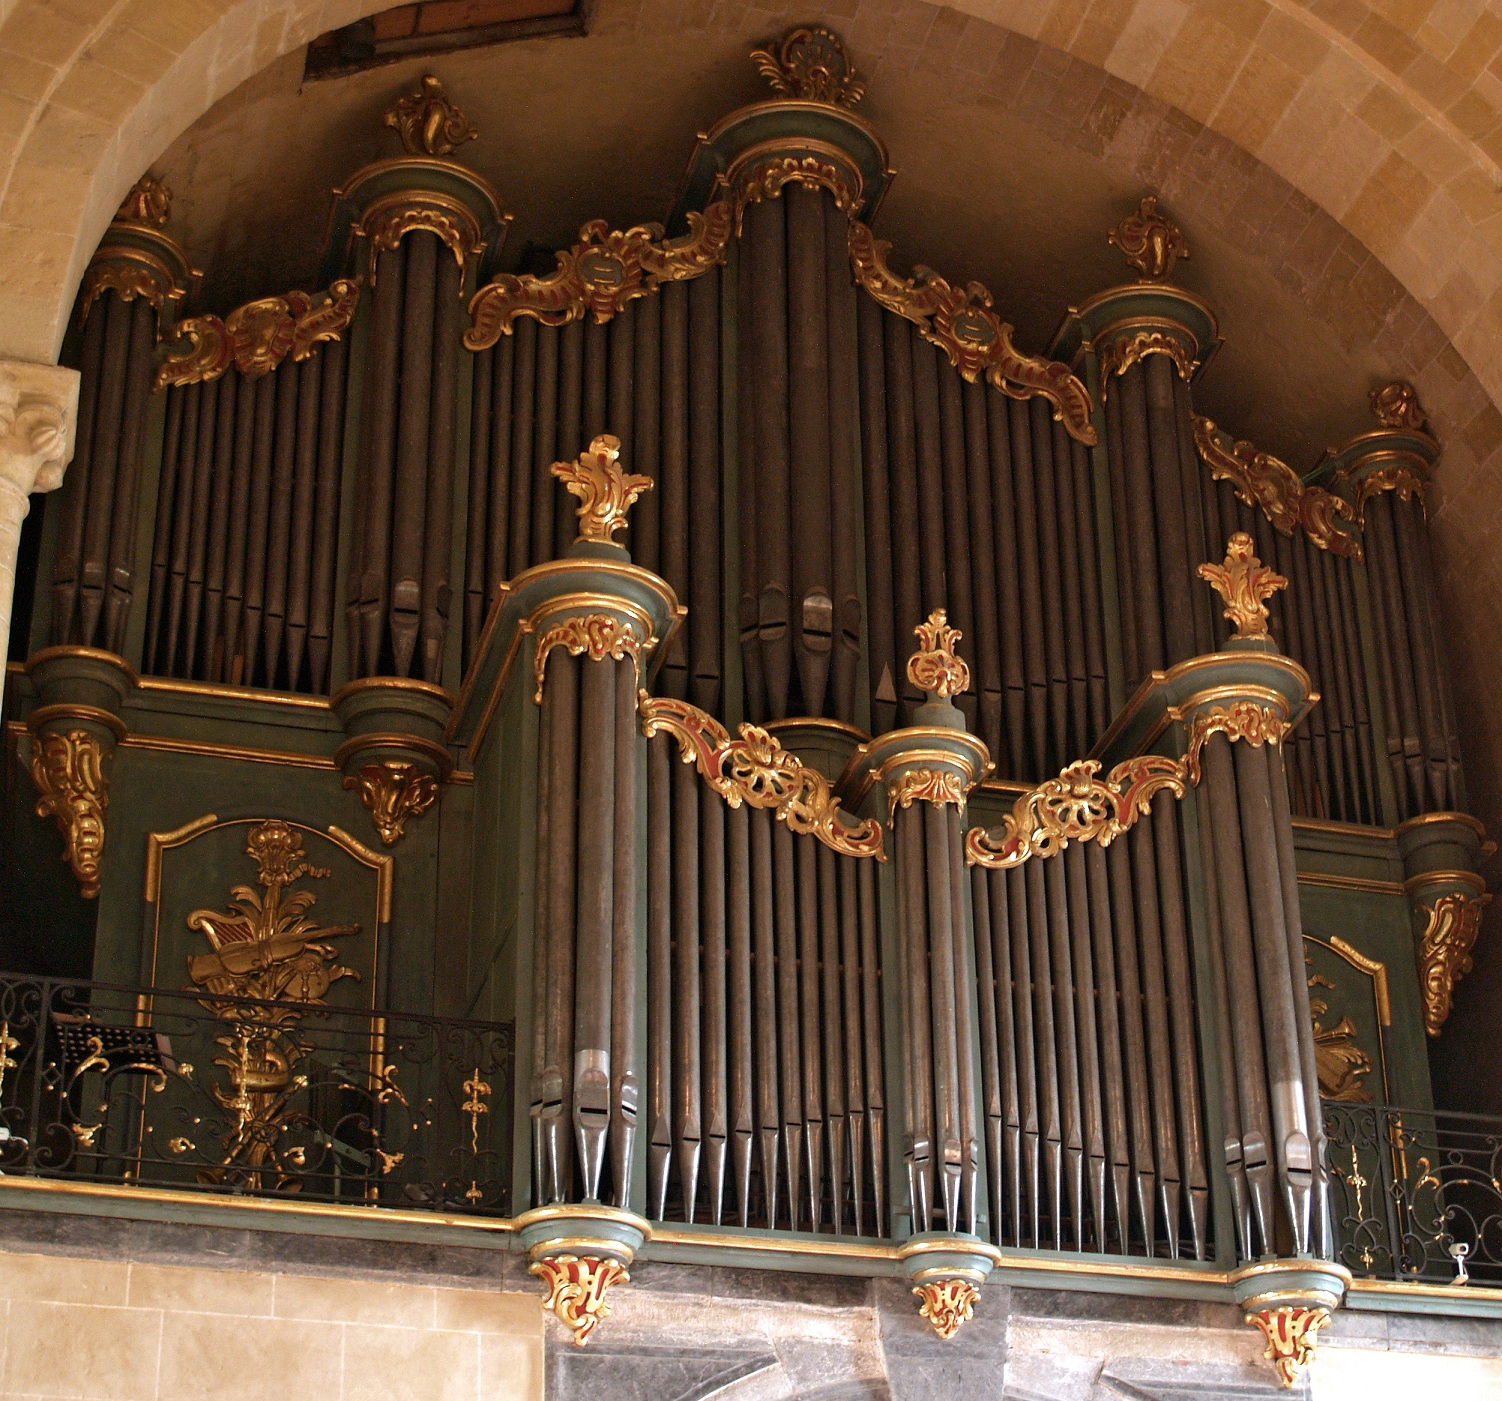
551, 433, 654, 545
1198, 532, 1288, 640
888, 768, 969, 823
384, 74, 477, 157
1370, 380, 1427, 431
532, 1254, 630, 1347
1107, 196, 1188, 280
1194, 416, 1361, 559
153, 280, 360, 389
344, 760, 439, 846
913, 1277, 980, 1340
1183, 702, 1290, 785
749, 25, 865, 107
465, 204, 733, 345
641, 693, 884, 860
533, 613, 649, 703
906, 608, 970, 699
849, 221, 1096, 445
1245, 1305, 1330, 1389
1416, 890, 1491, 1036
30, 729, 109, 899
115, 174, 172, 228
964, 755, 1186, 869
1309, 987, 1374, 1103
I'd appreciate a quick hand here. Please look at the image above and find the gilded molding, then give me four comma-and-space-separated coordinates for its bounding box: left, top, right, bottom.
1371, 380, 1426, 430
533, 613, 648, 703
965, 754, 1185, 868
1096, 328, 1196, 387
888, 767, 969, 823
1416, 889, 1491, 1036
849, 221, 1096, 445
1198, 531, 1287, 640
641, 693, 884, 860
552, 433, 653, 545
1183, 701, 1289, 785
906, 609, 969, 699
1107, 196, 1188, 280
385, 75, 477, 157
115, 174, 172, 229
1244, 1305, 1330, 1389
465, 203, 732, 345
531, 1254, 630, 1347
1194, 416, 1361, 560
343, 759, 439, 846
749, 25, 865, 107
30, 728, 109, 898
913, 1277, 979, 1340
153, 280, 360, 390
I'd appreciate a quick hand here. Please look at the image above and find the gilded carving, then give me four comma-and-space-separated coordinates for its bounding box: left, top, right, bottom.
30, 729, 109, 899
78, 261, 172, 325
888, 768, 969, 823
532, 1254, 630, 1347
1183, 702, 1289, 786
728, 154, 861, 226
965, 755, 1186, 869
533, 613, 648, 703
1198, 532, 1288, 640
906, 609, 970, 699
1194, 416, 1361, 559
343, 760, 439, 846
749, 25, 865, 107
465, 203, 733, 345
1342, 459, 1427, 526
154, 280, 359, 390
115, 174, 172, 228
1107, 196, 1188, 280
384, 74, 477, 157
1096, 328, 1197, 387
1370, 380, 1427, 431
359, 195, 484, 283
849, 221, 1097, 445
641, 693, 884, 860
1416, 890, 1491, 1036
1308, 970, 1373, 1102
552, 433, 654, 545
913, 1277, 979, 1340
1245, 1305, 1330, 1389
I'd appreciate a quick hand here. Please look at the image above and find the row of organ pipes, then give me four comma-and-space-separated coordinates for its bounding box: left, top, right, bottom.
32, 32, 1469, 1291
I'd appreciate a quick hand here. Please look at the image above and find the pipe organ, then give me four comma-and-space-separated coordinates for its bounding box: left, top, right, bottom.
4, 24, 1490, 1376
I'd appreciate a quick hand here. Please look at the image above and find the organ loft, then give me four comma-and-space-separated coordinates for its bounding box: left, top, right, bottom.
0, 10, 1498, 1399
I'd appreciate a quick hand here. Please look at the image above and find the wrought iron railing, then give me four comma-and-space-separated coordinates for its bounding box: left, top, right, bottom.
0, 972, 514, 1214
1324, 1101, 1502, 1285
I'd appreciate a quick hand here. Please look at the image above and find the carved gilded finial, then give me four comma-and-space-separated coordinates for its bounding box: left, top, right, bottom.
907, 609, 970, 699
551, 433, 653, 545
1198, 533, 1287, 640
1245, 1305, 1330, 1389
750, 26, 865, 108
1371, 380, 1427, 431
384, 75, 477, 157
1108, 196, 1188, 280
115, 174, 171, 229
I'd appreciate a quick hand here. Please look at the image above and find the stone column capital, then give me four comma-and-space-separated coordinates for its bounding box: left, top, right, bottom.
0, 358, 78, 499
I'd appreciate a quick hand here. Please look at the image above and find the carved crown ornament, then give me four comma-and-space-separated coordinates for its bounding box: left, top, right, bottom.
1107, 196, 1189, 280
153, 279, 361, 390
115, 173, 172, 229
749, 25, 866, 108
1371, 379, 1427, 431
1193, 416, 1362, 560
552, 433, 654, 545
907, 609, 970, 700
640, 693, 884, 860
1198, 532, 1288, 640
384, 74, 478, 157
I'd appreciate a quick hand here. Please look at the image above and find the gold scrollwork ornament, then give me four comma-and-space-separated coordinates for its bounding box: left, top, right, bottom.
641, 694, 884, 860
913, 1277, 980, 1341
551, 433, 653, 545
888, 768, 969, 824
532, 1254, 631, 1347
749, 25, 865, 107
1245, 1305, 1330, 1389
30, 729, 109, 899
1371, 380, 1427, 430
1107, 196, 1188, 280
1183, 702, 1289, 786
1198, 532, 1288, 640
115, 174, 172, 228
384, 74, 477, 157
1417, 890, 1491, 1036
343, 760, 439, 847
1096, 329, 1197, 390
533, 614, 648, 703
907, 609, 970, 699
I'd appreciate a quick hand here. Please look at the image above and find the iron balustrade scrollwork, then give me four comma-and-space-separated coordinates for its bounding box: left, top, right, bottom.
0, 972, 514, 1215
1324, 1101, 1502, 1285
